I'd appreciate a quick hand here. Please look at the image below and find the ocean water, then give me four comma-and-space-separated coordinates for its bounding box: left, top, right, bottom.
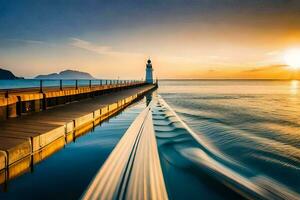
154, 80, 300, 199
0, 80, 299, 199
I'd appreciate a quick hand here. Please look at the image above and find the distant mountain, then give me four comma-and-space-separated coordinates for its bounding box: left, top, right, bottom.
35, 70, 95, 79
0, 68, 23, 80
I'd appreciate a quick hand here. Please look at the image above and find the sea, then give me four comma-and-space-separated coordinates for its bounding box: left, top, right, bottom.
155, 80, 300, 199
0, 79, 299, 199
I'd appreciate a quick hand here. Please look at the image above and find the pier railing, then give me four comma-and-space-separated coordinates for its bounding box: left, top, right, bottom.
0, 79, 144, 95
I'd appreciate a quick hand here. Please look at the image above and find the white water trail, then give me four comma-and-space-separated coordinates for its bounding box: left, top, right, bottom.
157, 95, 300, 200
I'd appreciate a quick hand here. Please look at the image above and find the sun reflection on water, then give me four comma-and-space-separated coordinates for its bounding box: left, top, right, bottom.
290, 80, 299, 95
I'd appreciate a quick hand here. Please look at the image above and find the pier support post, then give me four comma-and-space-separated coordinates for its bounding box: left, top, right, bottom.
42, 94, 47, 111
34, 99, 41, 112
5, 91, 9, 119
60, 80, 63, 91
39, 80, 43, 93
17, 96, 22, 116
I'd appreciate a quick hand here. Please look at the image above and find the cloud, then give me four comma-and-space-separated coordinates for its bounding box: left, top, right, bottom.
243, 64, 288, 73
0, 38, 49, 48
69, 38, 142, 57
17, 39, 45, 45
70, 38, 112, 55
266, 50, 281, 56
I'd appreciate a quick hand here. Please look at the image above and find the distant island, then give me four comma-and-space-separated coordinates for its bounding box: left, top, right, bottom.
0, 68, 23, 80
35, 70, 95, 79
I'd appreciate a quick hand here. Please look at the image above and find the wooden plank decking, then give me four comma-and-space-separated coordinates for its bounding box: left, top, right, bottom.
0, 84, 156, 172
0, 82, 145, 120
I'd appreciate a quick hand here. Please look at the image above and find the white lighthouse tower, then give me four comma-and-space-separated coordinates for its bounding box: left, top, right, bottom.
145, 58, 153, 84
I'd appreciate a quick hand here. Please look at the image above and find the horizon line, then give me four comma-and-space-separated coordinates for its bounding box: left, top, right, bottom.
158, 78, 300, 81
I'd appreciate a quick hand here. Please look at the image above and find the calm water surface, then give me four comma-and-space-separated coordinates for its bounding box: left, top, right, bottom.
0, 100, 147, 199
156, 80, 300, 199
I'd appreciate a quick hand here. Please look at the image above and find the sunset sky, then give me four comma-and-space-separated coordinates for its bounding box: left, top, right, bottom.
0, 0, 300, 79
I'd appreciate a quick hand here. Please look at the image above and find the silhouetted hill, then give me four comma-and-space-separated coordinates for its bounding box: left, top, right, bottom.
0, 68, 23, 80
35, 70, 95, 79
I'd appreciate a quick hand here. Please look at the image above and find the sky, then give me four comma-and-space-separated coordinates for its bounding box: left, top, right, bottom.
0, 0, 300, 79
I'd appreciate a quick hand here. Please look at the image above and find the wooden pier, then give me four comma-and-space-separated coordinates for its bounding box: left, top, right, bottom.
0, 83, 157, 177
0, 80, 144, 120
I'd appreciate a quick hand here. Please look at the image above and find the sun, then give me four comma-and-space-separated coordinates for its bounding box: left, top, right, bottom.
284, 49, 300, 70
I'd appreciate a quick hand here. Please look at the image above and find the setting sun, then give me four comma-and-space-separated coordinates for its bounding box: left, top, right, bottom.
284, 49, 300, 70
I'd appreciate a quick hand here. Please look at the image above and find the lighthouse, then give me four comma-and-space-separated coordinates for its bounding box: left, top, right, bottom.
145, 58, 153, 84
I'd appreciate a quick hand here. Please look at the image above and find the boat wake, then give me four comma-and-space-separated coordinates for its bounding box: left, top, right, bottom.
152, 96, 300, 200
